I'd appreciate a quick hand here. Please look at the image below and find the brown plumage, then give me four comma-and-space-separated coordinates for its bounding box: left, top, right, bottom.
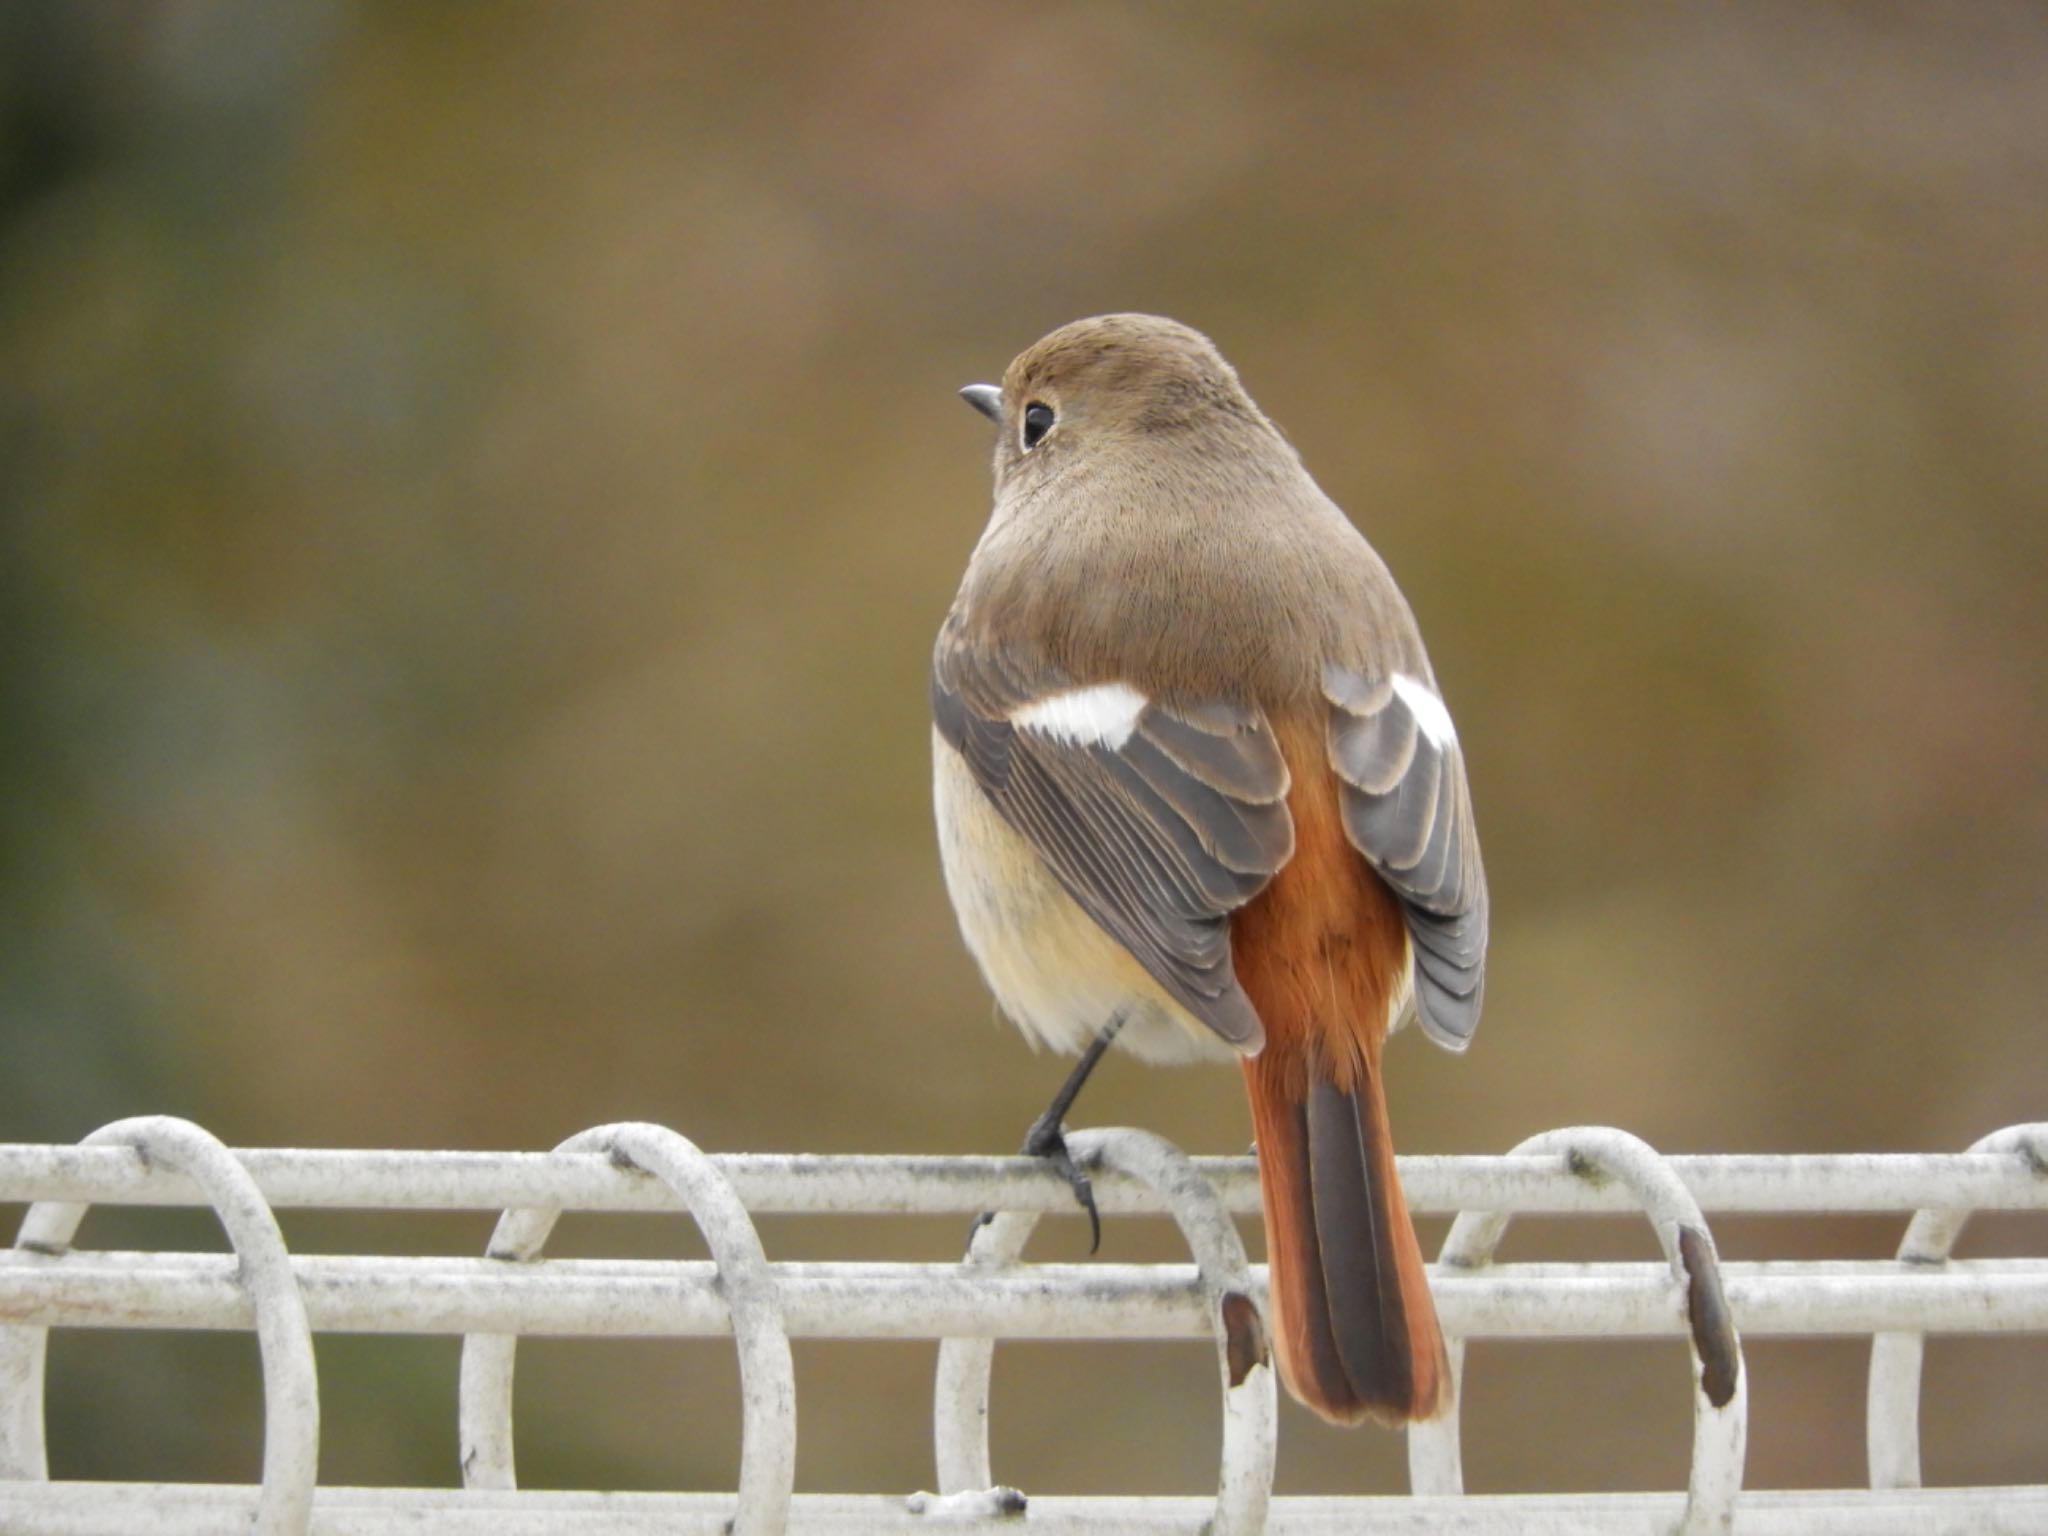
933, 314, 1485, 1426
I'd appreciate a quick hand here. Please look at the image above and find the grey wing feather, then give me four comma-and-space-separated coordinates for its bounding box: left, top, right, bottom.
1324, 663, 1488, 1050
934, 628, 1293, 1050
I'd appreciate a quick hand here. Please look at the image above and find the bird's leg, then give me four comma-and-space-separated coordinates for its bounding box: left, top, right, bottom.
973, 1014, 1126, 1255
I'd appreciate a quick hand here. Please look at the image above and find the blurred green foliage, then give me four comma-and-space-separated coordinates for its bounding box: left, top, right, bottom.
2, 0, 2043, 1501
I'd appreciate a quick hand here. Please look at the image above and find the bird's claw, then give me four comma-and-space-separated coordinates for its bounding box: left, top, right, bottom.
1022, 1113, 1102, 1253
970, 1117, 1102, 1253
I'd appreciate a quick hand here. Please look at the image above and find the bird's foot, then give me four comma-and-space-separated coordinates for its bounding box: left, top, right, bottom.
1022, 1111, 1101, 1254
964, 1114, 1103, 1254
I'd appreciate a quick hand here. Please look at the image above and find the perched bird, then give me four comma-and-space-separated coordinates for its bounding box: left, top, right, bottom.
931, 315, 1487, 1425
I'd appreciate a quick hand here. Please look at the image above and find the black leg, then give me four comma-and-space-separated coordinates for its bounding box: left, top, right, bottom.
975, 1015, 1126, 1255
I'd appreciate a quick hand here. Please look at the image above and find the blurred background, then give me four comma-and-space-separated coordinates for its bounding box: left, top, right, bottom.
3, 0, 2043, 1505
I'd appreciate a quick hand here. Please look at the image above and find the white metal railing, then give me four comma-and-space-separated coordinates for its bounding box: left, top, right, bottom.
0, 1115, 2042, 1533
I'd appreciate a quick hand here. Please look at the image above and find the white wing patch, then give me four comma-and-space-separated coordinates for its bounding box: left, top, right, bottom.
1011, 682, 1149, 750
1392, 673, 1458, 748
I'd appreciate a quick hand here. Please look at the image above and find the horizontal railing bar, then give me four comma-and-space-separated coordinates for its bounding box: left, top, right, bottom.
2, 1145, 2044, 1217
2, 1252, 2042, 1340
1, 1482, 2045, 1534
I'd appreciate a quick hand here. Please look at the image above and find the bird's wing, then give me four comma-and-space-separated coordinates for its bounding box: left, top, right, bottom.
1322, 664, 1488, 1049
933, 622, 1294, 1050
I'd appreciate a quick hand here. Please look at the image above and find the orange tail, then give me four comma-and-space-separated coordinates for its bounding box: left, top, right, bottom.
1242, 1045, 1447, 1424
1233, 716, 1448, 1425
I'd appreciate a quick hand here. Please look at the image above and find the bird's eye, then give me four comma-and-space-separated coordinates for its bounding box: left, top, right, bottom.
1021, 401, 1056, 451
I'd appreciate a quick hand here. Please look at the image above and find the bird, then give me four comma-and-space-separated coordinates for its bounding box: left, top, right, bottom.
930, 314, 1487, 1426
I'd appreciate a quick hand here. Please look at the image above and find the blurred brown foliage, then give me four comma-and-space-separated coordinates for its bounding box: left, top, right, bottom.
2, 0, 2043, 1502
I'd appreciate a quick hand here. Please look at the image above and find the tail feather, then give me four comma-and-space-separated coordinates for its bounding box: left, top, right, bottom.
1245, 1052, 1448, 1425
1231, 713, 1450, 1426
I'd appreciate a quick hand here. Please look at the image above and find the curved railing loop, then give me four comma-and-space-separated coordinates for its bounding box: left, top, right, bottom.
0, 1115, 320, 1536
1409, 1125, 1748, 1536
1867, 1120, 2048, 1490
457, 1121, 795, 1536
932, 1127, 1277, 1536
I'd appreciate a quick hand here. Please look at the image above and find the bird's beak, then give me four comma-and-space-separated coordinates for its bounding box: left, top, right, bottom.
958, 384, 1003, 423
